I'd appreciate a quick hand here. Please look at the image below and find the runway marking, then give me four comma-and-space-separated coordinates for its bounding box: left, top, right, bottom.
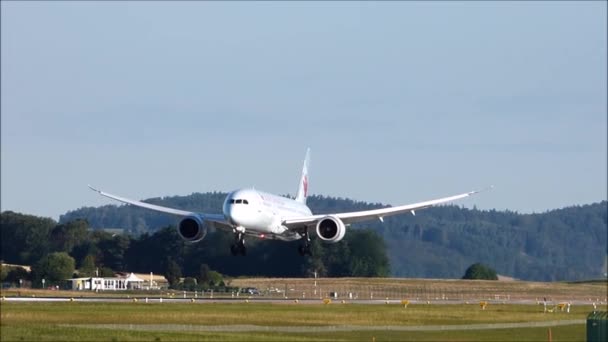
63, 320, 584, 333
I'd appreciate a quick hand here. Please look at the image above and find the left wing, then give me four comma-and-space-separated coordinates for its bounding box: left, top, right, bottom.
283, 187, 490, 228
88, 185, 230, 229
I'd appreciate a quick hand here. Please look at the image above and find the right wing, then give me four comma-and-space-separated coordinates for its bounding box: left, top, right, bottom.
88, 185, 230, 228
283, 187, 491, 228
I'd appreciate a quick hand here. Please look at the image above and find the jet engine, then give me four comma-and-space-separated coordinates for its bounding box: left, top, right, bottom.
177, 215, 208, 243
315, 216, 346, 243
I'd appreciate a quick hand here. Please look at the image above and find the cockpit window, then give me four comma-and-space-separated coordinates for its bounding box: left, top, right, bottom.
229, 199, 235, 204
243, 200, 249, 204
236, 199, 243, 204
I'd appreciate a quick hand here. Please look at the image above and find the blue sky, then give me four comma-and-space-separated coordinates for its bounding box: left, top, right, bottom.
2, 2, 606, 220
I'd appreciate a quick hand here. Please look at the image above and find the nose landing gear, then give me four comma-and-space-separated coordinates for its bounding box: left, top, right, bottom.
231, 231, 247, 256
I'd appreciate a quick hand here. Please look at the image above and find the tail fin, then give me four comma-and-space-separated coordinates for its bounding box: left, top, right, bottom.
295, 148, 311, 204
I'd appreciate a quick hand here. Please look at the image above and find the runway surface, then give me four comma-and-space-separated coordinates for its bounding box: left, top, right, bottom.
3, 296, 599, 306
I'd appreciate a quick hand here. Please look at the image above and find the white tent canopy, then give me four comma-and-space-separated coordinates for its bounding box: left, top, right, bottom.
125, 273, 144, 282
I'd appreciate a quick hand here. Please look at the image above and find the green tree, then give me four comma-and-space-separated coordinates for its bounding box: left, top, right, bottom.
99, 266, 114, 277
182, 277, 197, 291
71, 240, 100, 270
345, 229, 390, 277
462, 263, 498, 280
97, 234, 131, 272
125, 227, 184, 274
197, 264, 211, 285
50, 219, 89, 253
79, 255, 96, 277
1, 211, 55, 264
32, 252, 76, 286
207, 270, 223, 287
301, 239, 327, 277
59, 194, 608, 281
0, 263, 7, 282
164, 257, 182, 288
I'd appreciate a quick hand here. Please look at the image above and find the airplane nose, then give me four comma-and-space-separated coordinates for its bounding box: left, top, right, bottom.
226, 206, 244, 226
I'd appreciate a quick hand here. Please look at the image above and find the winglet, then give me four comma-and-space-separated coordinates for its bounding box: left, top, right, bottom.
88, 184, 101, 193
475, 185, 494, 194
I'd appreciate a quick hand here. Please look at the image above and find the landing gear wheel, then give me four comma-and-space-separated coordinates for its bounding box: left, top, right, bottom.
298, 244, 312, 256
231, 232, 247, 256
231, 244, 240, 256
231, 242, 247, 256
298, 229, 313, 256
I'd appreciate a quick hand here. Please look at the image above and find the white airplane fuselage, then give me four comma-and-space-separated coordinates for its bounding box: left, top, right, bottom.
223, 188, 312, 241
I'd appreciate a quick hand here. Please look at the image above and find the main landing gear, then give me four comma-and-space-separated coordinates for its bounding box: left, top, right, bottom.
231, 232, 246, 256
298, 229, 312, 256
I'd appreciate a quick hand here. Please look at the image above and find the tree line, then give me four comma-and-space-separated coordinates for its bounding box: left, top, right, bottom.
60, 193, 607, 281
1, 210, 390, 288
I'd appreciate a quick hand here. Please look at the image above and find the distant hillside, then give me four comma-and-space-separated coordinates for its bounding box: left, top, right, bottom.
61, 194, 607, 281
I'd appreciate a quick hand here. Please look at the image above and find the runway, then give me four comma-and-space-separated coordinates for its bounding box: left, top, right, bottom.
3, 296, 599, 306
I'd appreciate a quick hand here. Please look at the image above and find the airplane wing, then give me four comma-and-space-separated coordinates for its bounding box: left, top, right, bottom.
282, 187, 491, 228
88, 185, 230, 228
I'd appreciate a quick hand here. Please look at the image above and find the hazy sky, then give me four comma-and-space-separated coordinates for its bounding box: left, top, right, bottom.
2, 2, 606, 220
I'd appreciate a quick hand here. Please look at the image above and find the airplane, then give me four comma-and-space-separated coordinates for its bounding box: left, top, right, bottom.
89, 148, 488, 256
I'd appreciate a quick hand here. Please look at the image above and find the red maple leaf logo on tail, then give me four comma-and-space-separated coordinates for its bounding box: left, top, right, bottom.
303, 176, 308, 197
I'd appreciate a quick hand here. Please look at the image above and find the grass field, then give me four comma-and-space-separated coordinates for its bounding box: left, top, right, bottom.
230, 277, 608, 302
2, 278, 606, 341
2, 301, 605, 341
0, 324, 587, 342
3, 277, 607, 302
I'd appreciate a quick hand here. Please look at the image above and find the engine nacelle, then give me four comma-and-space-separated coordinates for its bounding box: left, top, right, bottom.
177, 215, 208, 243
315, 216, 346, 243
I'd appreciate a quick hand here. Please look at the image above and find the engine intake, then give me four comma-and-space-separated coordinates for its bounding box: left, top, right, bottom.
177, 215, 208, 243
315, 216, 346, 243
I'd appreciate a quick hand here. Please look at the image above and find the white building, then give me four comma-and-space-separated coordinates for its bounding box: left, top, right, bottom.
68, 273, 145, 291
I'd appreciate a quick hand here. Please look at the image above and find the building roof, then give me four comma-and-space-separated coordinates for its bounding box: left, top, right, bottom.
68, 273, 147, 282
118, 272, 168, 282
125, 273, 144, 282
1, 263, 31, 272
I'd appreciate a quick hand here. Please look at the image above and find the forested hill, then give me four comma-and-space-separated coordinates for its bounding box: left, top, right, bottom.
60, 194, 607, 281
